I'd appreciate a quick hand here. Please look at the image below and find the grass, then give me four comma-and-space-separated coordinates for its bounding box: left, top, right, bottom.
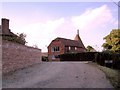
96, 63, 120, 89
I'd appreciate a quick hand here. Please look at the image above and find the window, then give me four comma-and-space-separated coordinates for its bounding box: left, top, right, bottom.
69, 46, 71, 50
51, 47, 60, 52
75, 47, 77, 50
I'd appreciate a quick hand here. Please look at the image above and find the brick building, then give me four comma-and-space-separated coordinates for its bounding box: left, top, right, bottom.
48, 30, 86, 61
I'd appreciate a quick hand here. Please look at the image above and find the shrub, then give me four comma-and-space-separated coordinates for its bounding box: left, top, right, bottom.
42, 56, 48, 62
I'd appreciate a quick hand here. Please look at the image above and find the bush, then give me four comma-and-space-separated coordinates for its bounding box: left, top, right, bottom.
42, 56, 48, 62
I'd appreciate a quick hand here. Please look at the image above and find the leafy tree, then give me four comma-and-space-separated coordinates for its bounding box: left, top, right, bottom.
102, 29, 120, 52
86, 45, 96, 52
2, 33, 27, 45
16, 33, 27, 45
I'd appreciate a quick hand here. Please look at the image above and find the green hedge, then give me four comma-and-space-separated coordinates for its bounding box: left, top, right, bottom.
60, 52, 120, 69
94, 52, 120, 69
60, 52, 97, 61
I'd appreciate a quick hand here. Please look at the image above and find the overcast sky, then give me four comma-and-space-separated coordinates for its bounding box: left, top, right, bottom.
1, 1, 119, 52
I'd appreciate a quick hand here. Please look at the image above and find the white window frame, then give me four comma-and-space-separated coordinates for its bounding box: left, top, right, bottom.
75, 47, 77, 50
69, 46, 71, 50
51, 47, 60, 52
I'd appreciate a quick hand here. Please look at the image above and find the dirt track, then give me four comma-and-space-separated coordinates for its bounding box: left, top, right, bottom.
3, 62, 113, 88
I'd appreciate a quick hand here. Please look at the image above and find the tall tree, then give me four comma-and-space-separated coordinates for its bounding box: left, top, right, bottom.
102, 29, 120, 52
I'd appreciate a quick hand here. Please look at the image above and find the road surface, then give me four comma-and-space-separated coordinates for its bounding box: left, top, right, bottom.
3, 62, 113, 88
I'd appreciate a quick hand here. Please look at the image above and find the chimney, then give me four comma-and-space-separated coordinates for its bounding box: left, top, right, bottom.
1, 18, 10, 35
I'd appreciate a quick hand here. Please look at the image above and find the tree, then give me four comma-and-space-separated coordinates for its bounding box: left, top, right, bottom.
102, 29, 120, 52
2, 32, 27, 45
86, 45, 96, 52
16, 33, 27, 45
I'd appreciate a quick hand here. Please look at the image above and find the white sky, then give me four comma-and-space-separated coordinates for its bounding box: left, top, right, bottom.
1, 2, 119, 52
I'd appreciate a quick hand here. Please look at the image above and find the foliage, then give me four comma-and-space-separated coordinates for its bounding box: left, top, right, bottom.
86, 45, 96, 52
42, 56, 48, 62
97, 64, 120, 89
102, 29, 120, 52
16, 33, 27, 45
94, 52, 120, 69
60, 52, 97, 61
2, 33, 27, 45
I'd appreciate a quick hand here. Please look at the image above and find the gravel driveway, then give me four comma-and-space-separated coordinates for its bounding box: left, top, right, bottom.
3, 62, 113, 88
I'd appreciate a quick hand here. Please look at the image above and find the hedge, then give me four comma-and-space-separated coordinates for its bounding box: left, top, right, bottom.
94, 52, 120, 69
60, 52, 97, 61
60, 52, 120, 69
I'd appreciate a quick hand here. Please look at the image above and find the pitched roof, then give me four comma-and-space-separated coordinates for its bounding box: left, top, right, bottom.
74, 34, 81, 41
52, 37, 85, 48
74, 34, 86, 48
74, 30, 81, 41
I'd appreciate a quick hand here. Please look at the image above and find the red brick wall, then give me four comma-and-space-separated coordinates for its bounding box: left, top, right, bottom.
48, 39, 86, 61
2, 40, 42, 75
48, 40, 64, 60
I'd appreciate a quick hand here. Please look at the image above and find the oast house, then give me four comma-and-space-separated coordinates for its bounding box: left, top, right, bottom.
48, 30, 86, 61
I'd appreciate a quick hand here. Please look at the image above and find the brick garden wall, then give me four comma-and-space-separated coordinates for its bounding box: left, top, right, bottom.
2, 40, 42, 75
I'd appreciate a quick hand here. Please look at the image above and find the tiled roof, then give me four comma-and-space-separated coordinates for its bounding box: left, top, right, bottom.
53, 37, 85, 48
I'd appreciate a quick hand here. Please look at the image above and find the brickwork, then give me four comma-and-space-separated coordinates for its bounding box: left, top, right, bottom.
2, 40, 42, 75
48, 40, 64, 61
1, 18, 10, 35
48, 37, 86, 61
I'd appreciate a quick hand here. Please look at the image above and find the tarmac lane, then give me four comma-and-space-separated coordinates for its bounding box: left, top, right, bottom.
2, 61, 114, 88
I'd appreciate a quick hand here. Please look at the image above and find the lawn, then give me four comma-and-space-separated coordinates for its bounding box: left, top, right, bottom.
96, 63, 120, 89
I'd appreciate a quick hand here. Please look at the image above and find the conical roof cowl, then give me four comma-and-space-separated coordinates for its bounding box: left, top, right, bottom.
74, 30, 86, 49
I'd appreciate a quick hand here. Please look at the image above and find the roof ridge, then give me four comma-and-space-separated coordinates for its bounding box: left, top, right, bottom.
56, 37, 75, 41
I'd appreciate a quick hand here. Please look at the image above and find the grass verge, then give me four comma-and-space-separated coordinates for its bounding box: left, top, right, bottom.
96, 63, 120, 89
